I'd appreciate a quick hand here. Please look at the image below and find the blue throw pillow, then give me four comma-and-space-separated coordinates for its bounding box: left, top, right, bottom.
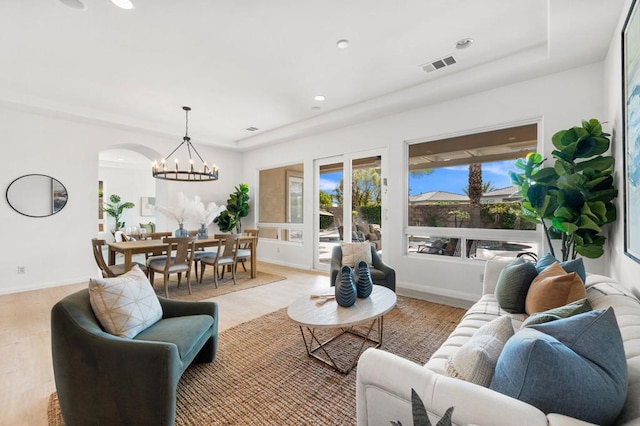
494, 257, 538, 314
490, 308, 627, 425
535, 253, 586, 282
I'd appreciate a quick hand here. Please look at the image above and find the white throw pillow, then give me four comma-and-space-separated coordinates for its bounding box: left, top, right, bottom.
444, 315, 514, 387
89, 265, 163, 338
341, 242, 372, 267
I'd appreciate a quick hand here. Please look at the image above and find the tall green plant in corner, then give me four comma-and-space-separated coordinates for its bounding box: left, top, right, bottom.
214, 183, 250, 233
510, 119, 618, 260
103, 194, 135, 231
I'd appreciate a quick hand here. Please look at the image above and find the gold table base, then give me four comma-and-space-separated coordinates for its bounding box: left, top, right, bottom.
298, 316, 384, 374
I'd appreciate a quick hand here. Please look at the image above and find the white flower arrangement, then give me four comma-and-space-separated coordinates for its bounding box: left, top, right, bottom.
154, 192, 226, 228
154, 192, 190, 225
190, 195, 226, 226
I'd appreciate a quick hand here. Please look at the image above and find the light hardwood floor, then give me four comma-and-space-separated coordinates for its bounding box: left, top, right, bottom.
0, 262, 329, 426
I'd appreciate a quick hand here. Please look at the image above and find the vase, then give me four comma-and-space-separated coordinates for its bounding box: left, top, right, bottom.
355, 261, 373, 298
197, 223, 208, 239
175, 223, 188, 237
335, 265, 357, 307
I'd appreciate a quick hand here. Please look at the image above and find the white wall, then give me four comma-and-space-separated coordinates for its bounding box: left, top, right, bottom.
0, 105, 242, 294
603, 0, 640, 297
243, 63, 605, 302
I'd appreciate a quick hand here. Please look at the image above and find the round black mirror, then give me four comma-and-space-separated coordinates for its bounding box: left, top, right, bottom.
6, 174, 68, 217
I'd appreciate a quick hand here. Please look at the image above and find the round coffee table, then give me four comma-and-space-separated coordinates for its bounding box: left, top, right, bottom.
287, 285, 397, 374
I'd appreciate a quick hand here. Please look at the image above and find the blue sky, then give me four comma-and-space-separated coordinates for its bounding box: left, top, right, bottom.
320, 160, 516, 196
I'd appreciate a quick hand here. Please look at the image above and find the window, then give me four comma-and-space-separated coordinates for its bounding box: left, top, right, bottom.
407, 124, 540, 260
258, 164, 304, 242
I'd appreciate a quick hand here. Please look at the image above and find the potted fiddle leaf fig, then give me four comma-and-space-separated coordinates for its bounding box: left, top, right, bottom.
214, 183, 250, 233
510, 118, 618, 260
103, 194, 135, 231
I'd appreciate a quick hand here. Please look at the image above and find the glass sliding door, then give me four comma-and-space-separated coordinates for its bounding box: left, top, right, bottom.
314, 150, 385, 271
316, 159, 344, 267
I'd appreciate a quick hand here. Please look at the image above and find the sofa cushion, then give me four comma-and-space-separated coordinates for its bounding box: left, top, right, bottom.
134, 314, 214, 363
89, 265, 163, 338
341, 242, 372, 267
521, 298, 592, 327
525, 263, 586, 315
444, 316, 514, 387
494, 257, 538, 314
490, 308, 627, 425
535, 252, 586, 282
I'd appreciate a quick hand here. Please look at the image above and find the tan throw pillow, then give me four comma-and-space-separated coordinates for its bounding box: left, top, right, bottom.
445, 316, 514, 387
525, 263, 587, 315
89, 265, 163, 338
341, 242, 372, 267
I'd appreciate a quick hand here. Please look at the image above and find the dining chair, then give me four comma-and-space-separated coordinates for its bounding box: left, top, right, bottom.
144, 231, 173, 260
147, 236, 197, 298
199, 234, 238, 287
91, 238, 147, 278
237, 228, 258, 273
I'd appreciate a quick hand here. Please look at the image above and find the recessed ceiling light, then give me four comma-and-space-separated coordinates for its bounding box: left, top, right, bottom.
110, 0, 135, 10
314, 95, 326, 102
336, 39, 349, 49
59, 0, 87, 10
455, 38, 474, 49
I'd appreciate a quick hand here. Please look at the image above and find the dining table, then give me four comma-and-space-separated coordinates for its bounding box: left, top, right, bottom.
107, 235, 258, 278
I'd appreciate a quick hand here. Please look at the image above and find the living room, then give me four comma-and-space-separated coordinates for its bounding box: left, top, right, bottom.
3, 0, 640, 424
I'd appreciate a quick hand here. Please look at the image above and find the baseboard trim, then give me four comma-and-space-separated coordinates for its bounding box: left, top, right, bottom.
396, 281, 477, 309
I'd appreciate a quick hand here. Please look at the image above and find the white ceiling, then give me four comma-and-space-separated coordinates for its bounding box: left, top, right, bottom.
0, 0, 625, 152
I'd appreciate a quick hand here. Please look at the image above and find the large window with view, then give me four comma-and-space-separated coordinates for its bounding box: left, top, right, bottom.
407, 124, 541, 261
258, 164, 304, 243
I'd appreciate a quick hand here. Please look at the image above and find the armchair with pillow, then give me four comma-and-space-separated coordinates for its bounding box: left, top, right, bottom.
330, 242, 395, 291
51, 266, 218, 426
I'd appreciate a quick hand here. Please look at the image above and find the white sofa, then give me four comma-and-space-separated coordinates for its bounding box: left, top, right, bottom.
356, 259, 640, 426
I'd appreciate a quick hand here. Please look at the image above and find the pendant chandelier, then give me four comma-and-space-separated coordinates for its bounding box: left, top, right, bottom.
152, 106, 219, 182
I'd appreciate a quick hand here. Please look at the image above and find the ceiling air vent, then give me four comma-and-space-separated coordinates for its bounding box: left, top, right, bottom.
246, 126, 259, 132
420, 54, 457, 73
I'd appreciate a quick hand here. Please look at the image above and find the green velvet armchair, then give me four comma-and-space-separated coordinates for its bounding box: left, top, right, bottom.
51, 289, 218, 425
330, 244, 396, 292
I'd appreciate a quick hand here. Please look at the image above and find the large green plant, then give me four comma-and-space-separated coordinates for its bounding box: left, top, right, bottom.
103, 194, 135, 231
214, 183, 250, 233
510, 119, 617, 260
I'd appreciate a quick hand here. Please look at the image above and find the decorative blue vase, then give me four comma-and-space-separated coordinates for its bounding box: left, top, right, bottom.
175, 223, 188, 237
355, 261, 373, 298
335, 265, 357, 307
197, 223, 208, 239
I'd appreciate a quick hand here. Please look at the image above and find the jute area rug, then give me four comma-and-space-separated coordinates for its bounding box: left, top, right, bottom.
149, 268, 286, 301
48, 296, 464, 425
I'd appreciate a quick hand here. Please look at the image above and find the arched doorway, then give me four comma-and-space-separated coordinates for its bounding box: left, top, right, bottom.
98, 145, 163, 240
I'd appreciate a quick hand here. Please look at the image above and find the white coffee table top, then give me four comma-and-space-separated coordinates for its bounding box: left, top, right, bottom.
287, 285, 397, 329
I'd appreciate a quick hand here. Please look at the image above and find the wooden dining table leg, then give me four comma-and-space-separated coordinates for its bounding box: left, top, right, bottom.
124, 249, 133, 272
108, 247, 116, 266
251, 243, 257, 278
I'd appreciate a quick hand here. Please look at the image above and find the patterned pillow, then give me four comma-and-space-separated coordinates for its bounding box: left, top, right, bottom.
445, 316, 514, 387
525, 263, 587, 315
341, 242, 372, 267
89, 265, 163, 338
